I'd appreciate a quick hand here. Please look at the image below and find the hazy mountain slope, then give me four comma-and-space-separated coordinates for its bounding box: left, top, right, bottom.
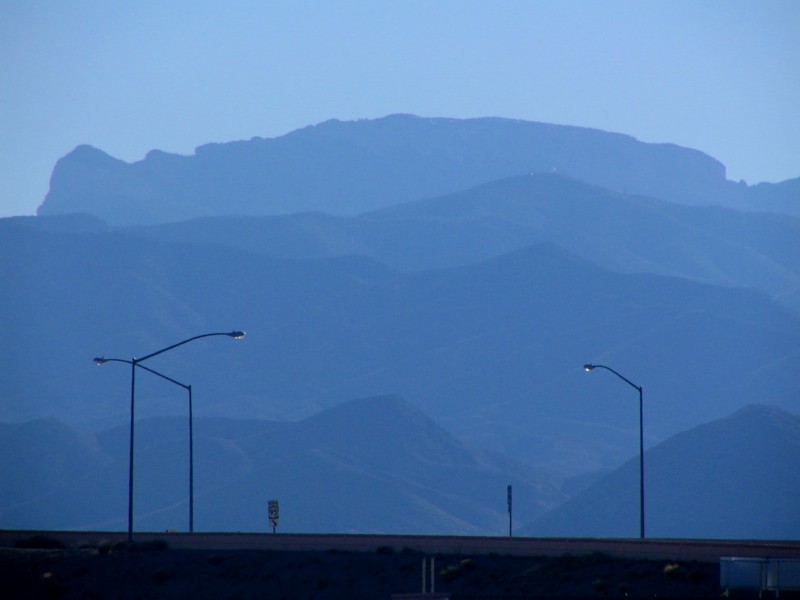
364, 174, 800, 294
0, 222, 395, 424
357, 245, 800, 473
120, 174, 800, 310
127, 211, 372, 262
37, 115, 798, 225
0, 419, 112, 513
0, 213, 111, 234
524, 405, 800, 539
0, 396, 562, 534
2, 220, 798, 477
746, 176, 800, 215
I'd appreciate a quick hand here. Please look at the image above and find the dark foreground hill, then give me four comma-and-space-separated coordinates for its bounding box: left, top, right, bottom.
526, 405, 800, 539
0, 395, 562, 534
37, 114, 799, 224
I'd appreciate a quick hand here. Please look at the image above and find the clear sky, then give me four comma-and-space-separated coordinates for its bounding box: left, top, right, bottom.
2, 0, 798, 218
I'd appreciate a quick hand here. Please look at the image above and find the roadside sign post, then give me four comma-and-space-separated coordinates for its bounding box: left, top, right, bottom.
268, 499, 279, 534
507, 485, 512, 538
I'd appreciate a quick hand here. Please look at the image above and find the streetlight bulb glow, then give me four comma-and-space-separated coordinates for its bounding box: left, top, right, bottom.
94, 357, 108, 365
583, 364, 595, 372
230, 331, 246, 339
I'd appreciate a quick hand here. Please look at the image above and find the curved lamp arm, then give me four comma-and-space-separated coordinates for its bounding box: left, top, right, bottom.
136, 331, 245, 363
94, 357, 190, 390
584, 363, 641, 392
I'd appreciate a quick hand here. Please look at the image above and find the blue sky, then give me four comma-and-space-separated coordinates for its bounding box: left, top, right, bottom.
2, 0, 798, 218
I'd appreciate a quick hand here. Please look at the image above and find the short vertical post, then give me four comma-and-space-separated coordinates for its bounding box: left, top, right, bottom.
422, 558, 426, 593
268, 499, 279, 533
508, 484, 513, 538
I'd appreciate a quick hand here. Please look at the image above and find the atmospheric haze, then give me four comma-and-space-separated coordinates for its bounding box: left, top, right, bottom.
2, 0, 800, 218
1, 2, 799, 540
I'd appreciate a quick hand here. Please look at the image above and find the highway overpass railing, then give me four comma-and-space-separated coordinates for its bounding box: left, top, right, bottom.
721, 557, 800, 596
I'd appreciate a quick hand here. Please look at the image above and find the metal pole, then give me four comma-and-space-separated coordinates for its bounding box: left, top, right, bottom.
96, 331, 244, 541
422, 558, 426, 593
639, 385, 645, 540
104, 359, 191, 536
508, 484, 513, 538
188, 385, 194, 533
128, 359, 136, 543
583, 364, 646, 539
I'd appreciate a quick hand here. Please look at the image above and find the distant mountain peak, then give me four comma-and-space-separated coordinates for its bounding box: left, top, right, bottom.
302, 394, 420, 425
39, 114, 768, 225
299, 395, 461, 454
69, 143, 116, 160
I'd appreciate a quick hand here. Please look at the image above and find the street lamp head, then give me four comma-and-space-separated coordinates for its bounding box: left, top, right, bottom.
229, 331, 246, 340
94, 357, 109, 365
583, 363, 595, 372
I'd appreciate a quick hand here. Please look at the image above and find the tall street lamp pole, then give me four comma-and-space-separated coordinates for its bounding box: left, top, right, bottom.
583, 363, 645, 539
93, 358, 194, 532
95, 330, 245, 542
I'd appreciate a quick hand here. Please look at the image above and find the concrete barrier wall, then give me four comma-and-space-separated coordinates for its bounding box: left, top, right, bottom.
2, 530, 800, 563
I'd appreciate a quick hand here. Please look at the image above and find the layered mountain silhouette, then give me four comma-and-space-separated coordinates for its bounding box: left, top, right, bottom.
0, 395, 562, 534
2, 215, 797, 477
37, 115, 799, 224
0, 418, 111, 512
114, 173, 800, 312
525, 405, 800, 539
5, 115, 799, 539
2, 402, 795, 539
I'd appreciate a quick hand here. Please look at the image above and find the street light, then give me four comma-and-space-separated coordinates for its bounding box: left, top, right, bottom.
95, 330, 245, 541
93, 358, 195, 532
583, 363, 645, 539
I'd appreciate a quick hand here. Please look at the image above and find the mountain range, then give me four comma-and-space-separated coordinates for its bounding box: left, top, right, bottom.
117, 173, 800, 312
0, 395, 562, 534
37, 115, 800, 224
2, 114, 798, 538
1, 398, 796, 538
2, 212, 798, 476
